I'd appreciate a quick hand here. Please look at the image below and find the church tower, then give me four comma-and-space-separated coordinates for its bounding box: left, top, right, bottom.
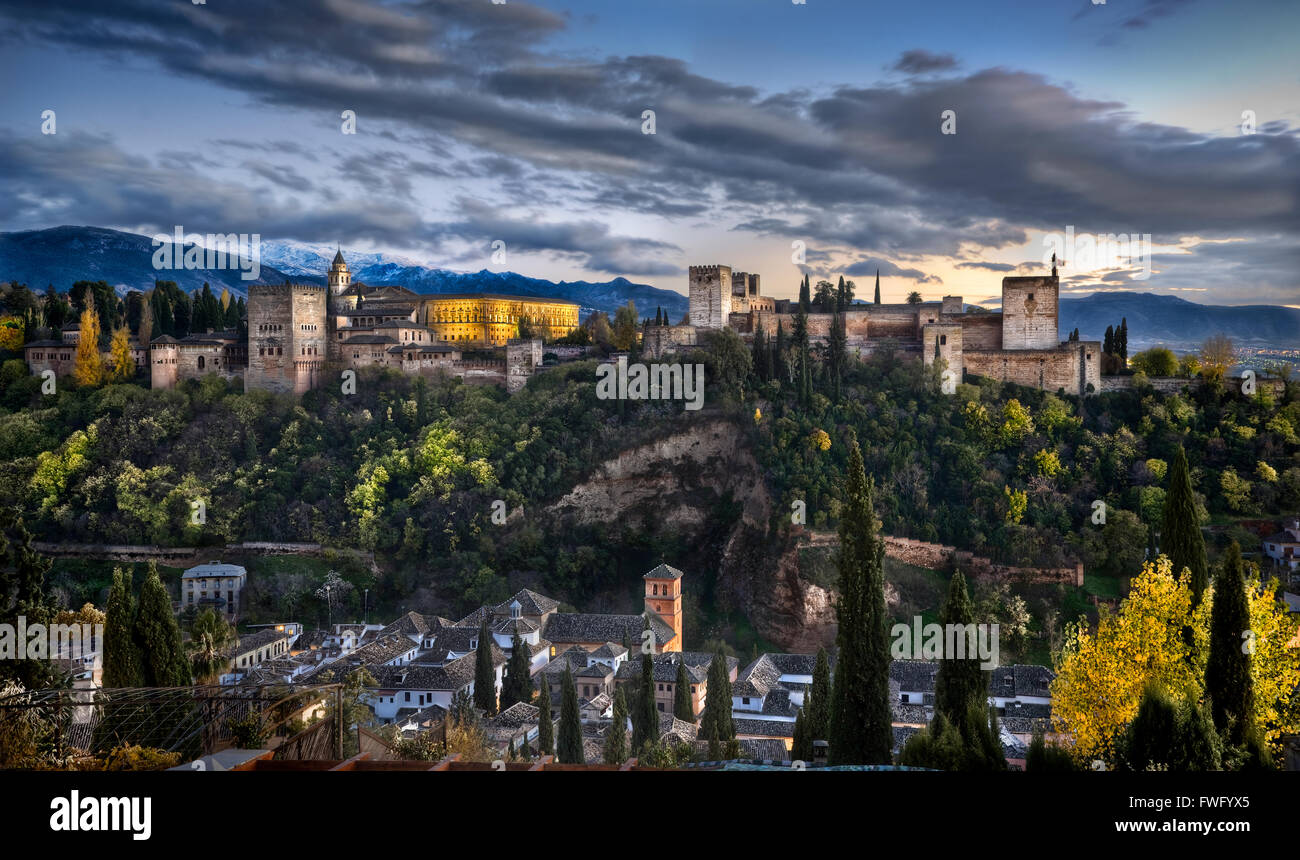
643, 563, 684, 652
328, 249, 351, 298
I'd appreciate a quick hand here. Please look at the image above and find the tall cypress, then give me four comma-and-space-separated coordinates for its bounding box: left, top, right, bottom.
1118, 318, 1129, 363
474, 617, 496, 714
1162, 445, 1209, 602
1103, 324, 1114, 357
102, 567, 143, 688
1204, 542, 1255, 745
673, 660, 694, 721
557, 666, 583, 764
799, 274, 811, 310
827, 434, 893, 765
751, 322, 768, 382
500, 631, 532, 710
536, 674, 554, 755
934, 571, 985, 725
806, 647, 831, 744
632, 652, 657, 752
699, 648, 734, 744
873, 269, 881, 304
604, 686, 629, 764
791, 707, 810, 761
134, 563, 189, 686
774, 321, 787, 383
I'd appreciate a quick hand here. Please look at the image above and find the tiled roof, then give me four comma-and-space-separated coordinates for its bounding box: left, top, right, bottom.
643, 563, 685, 580
496, 589, 560, 618
543, 612, 673, 647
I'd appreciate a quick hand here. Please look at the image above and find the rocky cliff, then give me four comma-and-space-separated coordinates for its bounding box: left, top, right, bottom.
544, 416, 838, 650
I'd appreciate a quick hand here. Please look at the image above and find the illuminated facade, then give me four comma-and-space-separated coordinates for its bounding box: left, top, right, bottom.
420, 294, 580, 347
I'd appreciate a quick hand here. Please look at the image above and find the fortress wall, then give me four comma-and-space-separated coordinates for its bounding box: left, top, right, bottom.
965, 345, 1085, 395
246, 285, 296, 393
957, 314, 1003, 349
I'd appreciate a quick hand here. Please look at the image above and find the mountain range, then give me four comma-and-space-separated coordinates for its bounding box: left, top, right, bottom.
0, 226, 690, 321
1, 226, 1295, 348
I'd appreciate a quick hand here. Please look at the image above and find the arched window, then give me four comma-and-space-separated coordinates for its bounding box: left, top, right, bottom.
197, 355, 205, 370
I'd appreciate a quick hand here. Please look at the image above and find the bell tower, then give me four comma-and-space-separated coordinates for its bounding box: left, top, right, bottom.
328, 248, 351, 299
643, 563, 684, 652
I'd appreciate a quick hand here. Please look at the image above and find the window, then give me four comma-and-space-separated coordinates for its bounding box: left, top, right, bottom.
742, 697, 750, 705
657, 702, 664, 711
1027, 293, 1035, 301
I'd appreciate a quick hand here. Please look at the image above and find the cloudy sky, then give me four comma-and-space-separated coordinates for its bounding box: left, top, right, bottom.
0, 0, 1296, 306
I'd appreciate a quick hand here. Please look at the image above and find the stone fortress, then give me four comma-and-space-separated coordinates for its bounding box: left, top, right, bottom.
146, 251, 581, 395
647, 263, 1101, 396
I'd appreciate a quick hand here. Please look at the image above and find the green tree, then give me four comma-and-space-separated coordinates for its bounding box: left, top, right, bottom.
934, 571, 986, 725
187, 608, 234, 684
1162, 445, 1209, 603
499, 630, 532, 711
536, 675, 554, 756
1204, 542, 1254, 745
673, 660, 694, 722
805, 647, 831, 745
102, 567, 143, 688
604, 685, 629, 764
473, 617, 496, 714
133, 562, 190, 686
557, 666, 583, 764
827, 434, 893, 765
1026, 729, 1076, 771
632, 652, 657, 752
699, 648, 734, 746
873, 269, 881, 304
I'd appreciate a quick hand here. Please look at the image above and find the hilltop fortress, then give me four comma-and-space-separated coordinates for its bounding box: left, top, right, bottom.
137, 252, 580, 395
646, 264, 1101, 396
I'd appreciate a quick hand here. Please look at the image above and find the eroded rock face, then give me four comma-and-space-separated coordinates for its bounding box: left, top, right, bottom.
544, 417, 838, 651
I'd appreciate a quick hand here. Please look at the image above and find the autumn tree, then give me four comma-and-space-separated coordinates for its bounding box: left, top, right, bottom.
108, 326, 135, 382
72, 299, 104, 386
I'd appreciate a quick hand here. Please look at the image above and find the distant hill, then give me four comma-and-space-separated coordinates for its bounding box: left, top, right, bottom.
0, 227, 689, 320
1059, 292, 1300, 350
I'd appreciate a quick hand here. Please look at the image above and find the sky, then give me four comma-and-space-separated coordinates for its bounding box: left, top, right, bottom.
0, 0, 1296, 306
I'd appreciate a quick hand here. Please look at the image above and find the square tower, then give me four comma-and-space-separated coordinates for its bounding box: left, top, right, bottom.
1000, 276, 1059, 349
643, 563, 684, 652
689, 265, 732, 329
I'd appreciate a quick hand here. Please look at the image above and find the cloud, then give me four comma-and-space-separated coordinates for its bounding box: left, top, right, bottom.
890, 50, 959, 75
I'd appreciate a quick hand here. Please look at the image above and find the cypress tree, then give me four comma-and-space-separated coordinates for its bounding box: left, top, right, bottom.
1123, 684, 1180, 771
500, 631, 532, 710
537, 674, 554, 755
1162, 445, 1209, 602
806, 647, 831, 744
1103, 324, 1114, 357
1119, 317, 1129, 363
934, 571, 985, 725
102, 567, 143, 688
632, 652, 657, 751
134, 562, 189, 686
557, 666, 583, 764
699, 648, 734, 744
798, 274, 810, 310
873, 269, 881, 304
473, 617, 496, 714
1205, 542, 1255, 744
791, 707, 810, 761
828, 312, 846, 402
827, 434, 893, 765
751, 322, 767, 382
774, 321, 787, 383
673, 660, 694, 722
604, 686, 629, 764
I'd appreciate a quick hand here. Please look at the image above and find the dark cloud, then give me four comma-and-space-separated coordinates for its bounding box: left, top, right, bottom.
0, 0, 1292, 300
891, 50, 959, 75
955, 261, 1016, 272
844, 258, 942, 284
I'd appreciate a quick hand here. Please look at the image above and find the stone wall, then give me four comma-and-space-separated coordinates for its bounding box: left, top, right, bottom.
643, 324, 699, 359
880, 535, 1084, 586
964, 340, 1098, 396
1000, 276, 1059, 349
689, 265, 732, 328
506, 337, 543, 393
956, 313, 1002, 349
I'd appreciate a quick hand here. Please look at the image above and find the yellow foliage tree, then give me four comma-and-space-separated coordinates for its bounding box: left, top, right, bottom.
1052, 556, 1300, 765
1052, 558, 1208, 763
108, 326, 135, 382
0, 315, 24, 352
72, 301, 104, 387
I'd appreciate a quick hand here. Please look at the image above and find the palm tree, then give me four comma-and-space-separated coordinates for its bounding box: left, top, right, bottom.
187, 608, 235, 683
905, 291, 923, 305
